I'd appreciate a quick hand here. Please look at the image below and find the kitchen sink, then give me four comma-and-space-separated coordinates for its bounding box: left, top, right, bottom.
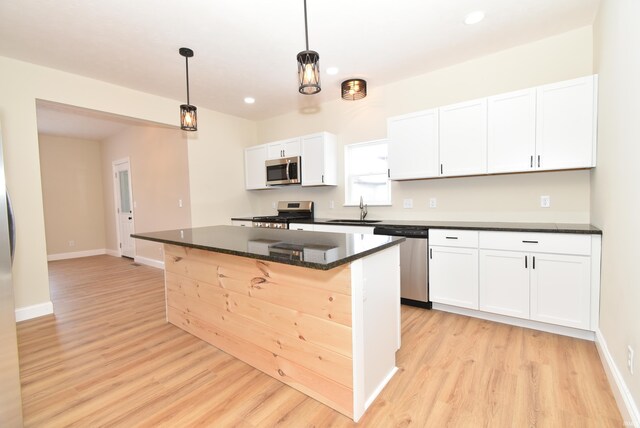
327, 219, 382, 224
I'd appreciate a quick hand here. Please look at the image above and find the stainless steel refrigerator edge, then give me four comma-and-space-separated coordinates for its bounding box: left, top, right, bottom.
0, 128, 24, 426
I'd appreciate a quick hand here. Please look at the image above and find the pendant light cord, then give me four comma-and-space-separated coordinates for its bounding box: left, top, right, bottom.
303, 0, 309, 50
185, 56, 190, 105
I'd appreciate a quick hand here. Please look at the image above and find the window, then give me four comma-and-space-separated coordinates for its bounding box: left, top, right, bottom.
344, 139, 391, 206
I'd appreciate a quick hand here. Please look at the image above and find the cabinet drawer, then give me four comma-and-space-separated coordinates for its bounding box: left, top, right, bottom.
479, 231, 591, 255
429, 229, 478, 248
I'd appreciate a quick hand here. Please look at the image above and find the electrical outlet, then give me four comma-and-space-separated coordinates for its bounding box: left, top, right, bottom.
68, 240, 75, 247
429, 198, 437, 208
628, 346, 635, 375
330, 200, 335, 209
272, 202, 276, 209
540, 195, 551, 208
178, 199, 183, 208
403, 198, 413, 209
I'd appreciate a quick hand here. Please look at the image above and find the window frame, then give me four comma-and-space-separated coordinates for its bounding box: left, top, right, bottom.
343, 139, 392, 207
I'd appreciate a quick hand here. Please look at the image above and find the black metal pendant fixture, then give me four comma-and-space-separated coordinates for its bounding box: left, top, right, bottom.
179, 47, 197, 131
341, 79, 367, 100
297, 0, 320, 95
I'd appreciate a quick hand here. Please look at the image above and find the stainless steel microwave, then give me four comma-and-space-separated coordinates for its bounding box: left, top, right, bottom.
266, 156, 301, 185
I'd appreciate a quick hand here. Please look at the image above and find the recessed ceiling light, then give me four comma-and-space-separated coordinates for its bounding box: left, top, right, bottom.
464, 10, 485, 25
326, 67, 339, 75
244, 97, 255, 104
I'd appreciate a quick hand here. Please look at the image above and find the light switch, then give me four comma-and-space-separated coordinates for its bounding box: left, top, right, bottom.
429, 198, 437, 208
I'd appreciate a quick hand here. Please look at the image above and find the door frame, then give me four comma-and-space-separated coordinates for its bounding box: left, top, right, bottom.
112, 158, 135, 258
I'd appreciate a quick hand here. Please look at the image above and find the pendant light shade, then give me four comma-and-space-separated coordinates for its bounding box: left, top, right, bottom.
179, 47, 197, 131
341, 79, 367, 100
297, 50, 320, 94
297, 0, 320, 95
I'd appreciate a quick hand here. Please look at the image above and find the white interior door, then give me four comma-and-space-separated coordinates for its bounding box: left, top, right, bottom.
114, 160, 135, 258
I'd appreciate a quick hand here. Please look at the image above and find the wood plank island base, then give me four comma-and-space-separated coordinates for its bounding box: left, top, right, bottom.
133, 225, 404, 421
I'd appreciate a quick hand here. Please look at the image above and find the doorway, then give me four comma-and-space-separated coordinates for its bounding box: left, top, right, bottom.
113, 159, 135, 259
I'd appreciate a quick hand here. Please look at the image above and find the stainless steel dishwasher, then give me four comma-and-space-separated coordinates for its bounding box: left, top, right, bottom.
373, 226, 431, 309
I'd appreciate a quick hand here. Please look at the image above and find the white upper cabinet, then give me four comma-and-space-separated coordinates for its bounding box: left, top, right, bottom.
439, 98, 487, 177
301, 132, 337, 186
487, 88, 537, 174
535, 75, 597, 170
387, 109, 439, 180
244, 144, 269, 190
267, 138, 301, 159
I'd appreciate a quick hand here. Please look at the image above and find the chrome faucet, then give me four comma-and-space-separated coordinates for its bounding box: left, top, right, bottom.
359, 196, 368, 221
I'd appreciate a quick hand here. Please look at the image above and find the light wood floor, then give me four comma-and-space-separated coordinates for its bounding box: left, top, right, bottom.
17, 255, 622, 427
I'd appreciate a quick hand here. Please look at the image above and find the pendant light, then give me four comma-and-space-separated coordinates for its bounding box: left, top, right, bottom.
341, 79, 367, 100
297, 0, 320, 95
179, 47, 197, 131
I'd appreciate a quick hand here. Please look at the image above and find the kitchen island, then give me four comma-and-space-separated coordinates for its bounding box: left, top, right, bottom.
132, 225, 404, 422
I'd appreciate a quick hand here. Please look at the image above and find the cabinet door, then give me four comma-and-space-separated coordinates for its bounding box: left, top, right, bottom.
267, 138, 301, 159
387, 109, 439, 179
244, 145, 268, 190
530, 253, 591, 330
439, 98, 487, 177
289, 223, 314, 231
536, 75, 597, 170
479, 250, 530, 319
313, 224, 375, 234
301, 133, 337, 186
282, 138, 301, 157
429, 246, 478, 309
487, 89, 536, 173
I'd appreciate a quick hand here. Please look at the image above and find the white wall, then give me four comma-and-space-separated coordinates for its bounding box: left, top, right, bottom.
592, 0, 640, 422
101, 125, 192, 262
251, 27, 594, 223
38, 134, 106, 255
0, 55, 256, 311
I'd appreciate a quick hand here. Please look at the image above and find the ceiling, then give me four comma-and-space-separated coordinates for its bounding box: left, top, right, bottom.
35, 100, 172, 141
1, 0, 599, 122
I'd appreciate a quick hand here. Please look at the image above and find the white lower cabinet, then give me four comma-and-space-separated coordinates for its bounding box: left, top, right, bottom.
431, 229, 600, 335
312, 224, 375, 234
430, 246, 478, 309
478, 231, 594, 331
530, 253, 591, 330
429, 229, 479, 309
479, 250, 530, 319
289, 223, 315, 231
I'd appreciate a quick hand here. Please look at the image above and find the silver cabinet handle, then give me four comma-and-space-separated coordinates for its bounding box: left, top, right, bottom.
537, 155, 541, 168
525, 255, 528, 268
530, 155, 533, 168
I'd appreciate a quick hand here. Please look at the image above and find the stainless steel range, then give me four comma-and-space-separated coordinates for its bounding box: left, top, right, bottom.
252, 201, 314, 229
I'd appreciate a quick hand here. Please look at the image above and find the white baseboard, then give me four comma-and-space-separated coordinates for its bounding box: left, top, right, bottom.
105, 249, 120, 257
134, 256, 164, 269
15, 301, 54, 322
432, 303, 595, 341
48, 248, 106, 261
595, 328, 640, 427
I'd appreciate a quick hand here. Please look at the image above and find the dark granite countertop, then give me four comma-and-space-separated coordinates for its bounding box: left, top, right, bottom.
231, 216, 601, 235
132, 225, 404, 270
